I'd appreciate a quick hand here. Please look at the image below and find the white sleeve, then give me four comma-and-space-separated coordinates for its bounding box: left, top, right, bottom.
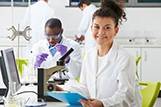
100, 56, 139, 107
63, 79, 90, 98
78, 11, 91, 36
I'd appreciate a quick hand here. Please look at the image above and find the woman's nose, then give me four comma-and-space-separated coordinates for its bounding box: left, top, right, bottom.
98, 28, 106, 35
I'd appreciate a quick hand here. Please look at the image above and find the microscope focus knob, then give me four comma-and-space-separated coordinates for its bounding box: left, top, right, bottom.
47, 84, 54, 91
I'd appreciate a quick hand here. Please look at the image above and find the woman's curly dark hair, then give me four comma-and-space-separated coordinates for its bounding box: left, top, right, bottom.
93, 0, 127, 26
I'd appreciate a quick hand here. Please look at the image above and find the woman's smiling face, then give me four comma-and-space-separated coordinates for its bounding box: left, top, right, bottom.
91, 16, 119, 46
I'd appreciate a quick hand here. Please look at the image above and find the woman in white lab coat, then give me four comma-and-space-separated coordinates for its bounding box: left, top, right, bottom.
62, 0, 142, 107
76, 0, 97, 49
30, 18, 82, 79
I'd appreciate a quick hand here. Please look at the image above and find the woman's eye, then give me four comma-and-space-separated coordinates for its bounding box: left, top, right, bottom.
104, 26, 111, 30
93, 26, 99, 29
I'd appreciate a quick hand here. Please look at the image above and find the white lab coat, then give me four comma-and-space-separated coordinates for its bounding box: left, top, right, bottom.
64, 41, 142, 107
78, 4, 97, 49
22, 0, 55, 44
30, 37, 82, 79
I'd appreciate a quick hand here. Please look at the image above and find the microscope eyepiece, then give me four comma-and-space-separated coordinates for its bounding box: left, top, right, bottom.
57, 48, 74, 66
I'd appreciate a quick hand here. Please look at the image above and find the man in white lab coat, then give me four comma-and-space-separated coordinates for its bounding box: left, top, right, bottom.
75, 0, 97, 49
30, 18, 82, 79
22, 0, 55, 45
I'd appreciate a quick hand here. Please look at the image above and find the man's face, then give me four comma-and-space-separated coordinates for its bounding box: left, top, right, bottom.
45, 27, 62, 46
79, 4, 86, 11
79, 6, 84, 11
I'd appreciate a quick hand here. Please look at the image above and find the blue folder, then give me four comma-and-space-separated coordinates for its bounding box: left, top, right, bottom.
47, 91, 87, 105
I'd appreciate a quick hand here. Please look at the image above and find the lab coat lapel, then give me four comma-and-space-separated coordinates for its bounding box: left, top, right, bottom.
96, 42, 118, 77
88, 47, 97, 98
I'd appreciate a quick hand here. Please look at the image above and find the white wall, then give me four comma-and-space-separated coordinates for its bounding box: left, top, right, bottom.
0, 7, 26, 38
48, 0, 82, 38
0, 1, 161, 39
0, 0, 161, 52
118, 7, 161, 38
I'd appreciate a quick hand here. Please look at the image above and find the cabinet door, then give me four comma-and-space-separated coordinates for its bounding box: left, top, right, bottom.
124, 47, 141, 57
123, 47, 142, 80
141, 48, 161, 82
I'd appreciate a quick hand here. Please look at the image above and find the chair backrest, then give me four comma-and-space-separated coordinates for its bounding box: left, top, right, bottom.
139, 82, 161, 107
16, 58, 28, 76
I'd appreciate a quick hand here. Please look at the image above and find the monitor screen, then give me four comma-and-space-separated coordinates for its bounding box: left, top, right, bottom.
0, 48, 21, 92
0, 56, 9, 89
0, 57, 8, 97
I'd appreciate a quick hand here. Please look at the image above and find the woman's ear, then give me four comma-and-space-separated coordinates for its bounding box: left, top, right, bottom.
113, 26, 119, 37
115, 26, 119, 35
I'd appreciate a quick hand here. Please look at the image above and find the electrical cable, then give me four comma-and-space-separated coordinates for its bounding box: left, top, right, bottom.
15, 91, 38, 96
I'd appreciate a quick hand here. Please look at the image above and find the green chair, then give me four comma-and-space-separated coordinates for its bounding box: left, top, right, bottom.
139, 81, 161, 107
136, 56, 141, 80
16, 58, 28, 77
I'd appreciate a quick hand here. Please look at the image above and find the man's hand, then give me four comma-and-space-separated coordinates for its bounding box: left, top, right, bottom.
34, 53, 48, 68
55, 44, 67, 55
55, 44, 70, 63
80, 99, 104, 107
75, 35, 85, 42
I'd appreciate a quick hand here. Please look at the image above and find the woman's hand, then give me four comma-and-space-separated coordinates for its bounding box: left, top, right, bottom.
55, 85, 64, 91
80, 99, 104, 107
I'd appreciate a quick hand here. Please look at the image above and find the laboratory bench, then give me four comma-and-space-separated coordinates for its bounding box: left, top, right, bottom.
0, 84, 80, 107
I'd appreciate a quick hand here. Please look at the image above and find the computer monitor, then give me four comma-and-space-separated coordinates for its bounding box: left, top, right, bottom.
0, 57, 8, 97
0, 56, 9, 89
0, 48, 21, 92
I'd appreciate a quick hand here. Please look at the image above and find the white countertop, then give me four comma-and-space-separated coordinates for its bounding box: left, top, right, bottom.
47, 102, 82, 107
0, 102, 81, 107
0, 85, 82, 107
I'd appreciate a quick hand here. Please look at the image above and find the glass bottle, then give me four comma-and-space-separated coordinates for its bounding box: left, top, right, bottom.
4, 82, 17, 107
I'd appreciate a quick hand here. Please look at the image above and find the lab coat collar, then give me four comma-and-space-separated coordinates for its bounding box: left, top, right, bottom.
86, 41, 119, 98
95, 41, 118, 77
88, 41, 118, 72
104, 41, 118, 62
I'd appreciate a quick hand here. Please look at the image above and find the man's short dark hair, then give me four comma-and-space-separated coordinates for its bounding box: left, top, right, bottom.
78, 0, 91, 7
45, 18, 62, 28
